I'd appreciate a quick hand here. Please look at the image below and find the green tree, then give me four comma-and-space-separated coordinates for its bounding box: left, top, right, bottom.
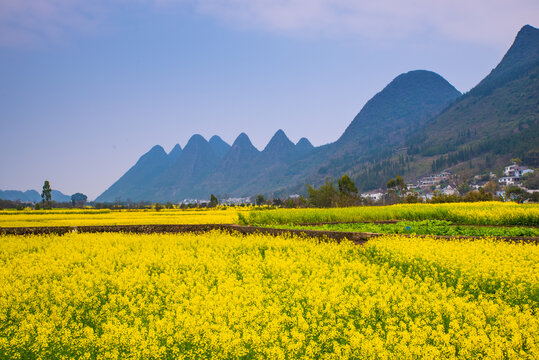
71, 193, 88, 208
337, 174, 359, 207
41, 180, 52, 209
522, 172, 539, 190
458, 183, 470, 195
338, 174, 358, 196
395, 175, 406, 190
255, 195, 266, 206
482, 180, 498, 194
510, 158, 522, 165
306, 178, 339, 208
386, 175, 407, 193
505, 186, 528, 203
272, 198, 283, 206
209, 194, 219, 208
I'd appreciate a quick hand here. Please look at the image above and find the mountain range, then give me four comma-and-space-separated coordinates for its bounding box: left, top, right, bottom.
96, 25, 539, 203
0, 189, 72, 203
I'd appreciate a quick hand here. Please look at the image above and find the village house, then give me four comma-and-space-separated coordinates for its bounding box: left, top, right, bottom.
498, 177, 518, 186
418, 171, 452, 188
499, 163, 534, 186
442, 185, 458, 196
222, 197, 251, 205
504, 164, 534, 177
361, 191, 384, 202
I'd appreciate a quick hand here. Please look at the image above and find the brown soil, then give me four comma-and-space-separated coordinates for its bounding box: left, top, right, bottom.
0, 224, 537, 244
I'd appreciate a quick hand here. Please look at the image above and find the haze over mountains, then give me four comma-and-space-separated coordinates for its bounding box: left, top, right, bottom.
97, 25, 539, 203
0, 189, 71, 203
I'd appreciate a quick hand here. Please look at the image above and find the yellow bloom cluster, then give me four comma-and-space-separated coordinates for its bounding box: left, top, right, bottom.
242, 202, 539, 226
0, 207, 248, 227
0, 231, 537, 359
363, 236, 539, 308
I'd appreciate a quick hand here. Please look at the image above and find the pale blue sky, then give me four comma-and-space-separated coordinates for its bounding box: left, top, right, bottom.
1, 1, 538, 199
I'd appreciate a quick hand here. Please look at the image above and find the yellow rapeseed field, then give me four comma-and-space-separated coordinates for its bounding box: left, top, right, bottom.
0, 208, 248, 227
241, 202, 539, 226
0, 231, 537, 359
2, 202, 538, 228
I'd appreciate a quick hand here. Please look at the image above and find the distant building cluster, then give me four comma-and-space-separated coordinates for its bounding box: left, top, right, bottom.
417, 171, 451, 187
221, 197, 252, 205
180, 199, 210, 205
498, 164, 534, 186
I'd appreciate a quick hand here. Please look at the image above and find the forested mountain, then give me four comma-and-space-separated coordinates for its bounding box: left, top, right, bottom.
404, 25, 539, 172
344, 24, 539, 191
96, 68, 459, 202
96, 25, 539, 202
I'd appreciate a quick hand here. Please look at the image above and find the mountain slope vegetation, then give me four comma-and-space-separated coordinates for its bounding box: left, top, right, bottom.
96, 25, 539, 202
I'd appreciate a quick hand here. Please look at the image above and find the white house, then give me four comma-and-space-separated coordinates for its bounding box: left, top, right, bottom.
362, 192, 384, 201
517, 168, 534, 177
504, 164, 519, 176
504, 163, 534, 178
442, 185, 458, 195
498, 177, 518, 186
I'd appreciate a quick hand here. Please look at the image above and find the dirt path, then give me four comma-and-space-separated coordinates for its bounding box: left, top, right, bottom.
1, 224, 537, 244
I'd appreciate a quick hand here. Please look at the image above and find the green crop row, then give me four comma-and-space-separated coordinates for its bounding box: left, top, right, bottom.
277, 220, 539, 237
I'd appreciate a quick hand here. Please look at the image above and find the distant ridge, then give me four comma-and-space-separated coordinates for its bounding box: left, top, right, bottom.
96, 24, 539, 202
0, 189, 71, 203
409, 24, 539, 162
96, 145, 169, 202
95, 69, 463, 202
471, 24, 539, 97
338, 70, 461, 149
263, 129, 296, 162
167, 144, 182, 164
296, 138, 314, 154
209, 136, 231, 158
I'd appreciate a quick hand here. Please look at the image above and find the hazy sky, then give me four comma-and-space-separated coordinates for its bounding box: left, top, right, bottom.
1, 1, 538, 199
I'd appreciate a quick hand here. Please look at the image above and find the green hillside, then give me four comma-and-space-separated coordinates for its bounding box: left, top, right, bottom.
347, 25, 539, 191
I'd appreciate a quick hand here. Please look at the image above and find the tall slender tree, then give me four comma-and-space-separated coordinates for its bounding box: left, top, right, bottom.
41, 180, 52, 209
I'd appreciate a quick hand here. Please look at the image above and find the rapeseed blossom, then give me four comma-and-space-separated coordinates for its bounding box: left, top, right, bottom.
0, 231, 537, 359
242, 202, 539, 226
0, 207, 247, 227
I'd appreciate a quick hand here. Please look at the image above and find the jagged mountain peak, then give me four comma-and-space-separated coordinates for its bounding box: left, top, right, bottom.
220, 133, 259, 166
232, 133, 258, 150
338, 69, 460, 144
387, 70, 459, 94
138, 145, 167, 163
471, 24, 539, 96
296, 137, 313, 147
209, 135, 231, 158
262, 129, 296, 163
148, 144, 166, 155
515, 24, 539, 46
414, 23, 539, 160
209, 135, 224, 142
167, 144, 183, 163
95, 144, 169, 202
296, 137, 314, 153
502, 24, 539, 65
96, 25, 538, 202
169, 144, 182, 155
263, 129, 295, 153
185, 134, 208, 148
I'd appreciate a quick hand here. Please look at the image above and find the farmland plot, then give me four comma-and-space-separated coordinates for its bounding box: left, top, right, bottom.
0, 231, 537, 359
